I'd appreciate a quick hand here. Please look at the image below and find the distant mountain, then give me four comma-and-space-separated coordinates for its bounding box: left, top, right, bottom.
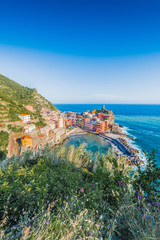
0, 74, 57, 122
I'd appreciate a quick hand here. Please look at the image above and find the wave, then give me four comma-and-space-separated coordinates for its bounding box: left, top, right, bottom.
120, 125, 147, 166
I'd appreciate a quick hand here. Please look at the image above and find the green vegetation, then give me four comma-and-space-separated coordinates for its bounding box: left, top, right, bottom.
0, 131, 9, 160
0, 145, 159, 239
66, 125, 74, 130
35, 118, 47, 128
7, 103, 31, 122
7, 124, 24, 133
96, 109, 110, 114
0, 74, 57, 122
0, 131, 9, 150
0, 150, 7, 162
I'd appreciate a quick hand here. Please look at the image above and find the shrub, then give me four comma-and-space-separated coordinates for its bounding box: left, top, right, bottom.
0, 146, 159, 239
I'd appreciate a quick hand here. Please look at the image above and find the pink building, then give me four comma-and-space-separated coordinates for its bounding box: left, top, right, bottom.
84, 121, 94, 131
72, 118, 77, 126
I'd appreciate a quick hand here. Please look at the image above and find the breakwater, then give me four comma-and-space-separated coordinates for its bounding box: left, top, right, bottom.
99, 134, 144, 166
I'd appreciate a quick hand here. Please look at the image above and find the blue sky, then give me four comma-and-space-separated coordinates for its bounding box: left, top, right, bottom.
0, 0, 160, 104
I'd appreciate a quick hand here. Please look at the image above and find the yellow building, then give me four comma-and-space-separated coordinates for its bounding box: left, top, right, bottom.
21, 135, 32, 147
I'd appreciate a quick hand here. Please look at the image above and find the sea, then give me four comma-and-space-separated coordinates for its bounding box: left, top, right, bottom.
55, 104, 160, 166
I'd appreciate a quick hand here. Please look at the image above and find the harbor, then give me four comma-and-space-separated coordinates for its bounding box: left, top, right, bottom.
65, 129, 144, 166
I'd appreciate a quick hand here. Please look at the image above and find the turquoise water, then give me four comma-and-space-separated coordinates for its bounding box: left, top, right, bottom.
65, 134, 111, 154
55, 104, 160, 165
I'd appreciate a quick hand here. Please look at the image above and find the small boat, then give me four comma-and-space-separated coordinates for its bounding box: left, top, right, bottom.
88, 133, 92, 136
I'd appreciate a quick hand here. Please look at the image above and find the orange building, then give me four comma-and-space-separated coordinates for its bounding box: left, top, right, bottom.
97, 113, 103, 118
104, 120, 108, 131
84, 118, 90, 123
21, 135, 32, 147
65, 119, 73, 127
94, 121, 105, 133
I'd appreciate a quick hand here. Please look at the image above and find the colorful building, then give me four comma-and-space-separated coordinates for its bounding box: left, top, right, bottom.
24, 124, 36, 133
104, 120, 108, 131
21, 135, 32, 147
19, 114, 31, 123
97, 113, 103, 118
84, 121, 94, 131
56, 117, 64, 128
53, 128, 66, 143
72, 118, 77, 126
40, 125, 51, 137
94, 121, 105, 133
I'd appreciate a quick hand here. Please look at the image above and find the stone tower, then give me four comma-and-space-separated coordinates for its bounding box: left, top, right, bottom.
102, 105, 105, 110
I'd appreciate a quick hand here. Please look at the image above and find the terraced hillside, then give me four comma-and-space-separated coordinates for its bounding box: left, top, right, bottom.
0, 74, 57, 122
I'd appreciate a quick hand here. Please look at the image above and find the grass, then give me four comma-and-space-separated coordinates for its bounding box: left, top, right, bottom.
0, 145, 160, 239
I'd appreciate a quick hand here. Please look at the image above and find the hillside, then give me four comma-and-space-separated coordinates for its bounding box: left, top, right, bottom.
0, 74, 57, 122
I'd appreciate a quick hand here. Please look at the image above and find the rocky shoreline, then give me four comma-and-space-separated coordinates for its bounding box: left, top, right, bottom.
99, 132, 144, 166
54, 127, 144, 167
73, 128, 144, 166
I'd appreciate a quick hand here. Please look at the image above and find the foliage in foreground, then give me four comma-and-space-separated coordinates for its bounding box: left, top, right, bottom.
0, 145, 160, 239
0, 131, 9, 160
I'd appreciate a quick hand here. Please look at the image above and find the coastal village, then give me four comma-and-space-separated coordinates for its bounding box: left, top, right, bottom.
1, 103, 143, 166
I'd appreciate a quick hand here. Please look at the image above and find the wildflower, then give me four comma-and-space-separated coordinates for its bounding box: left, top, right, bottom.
148, 203, 152, 205
47, 200, 49, 203
96, 210, 98, 213
89, 188, 91, 190
81, 188, 84, 192
122, 184, 125, 186
138, 191, 140, 194
118, 181, 121, 184
138, 195, 141, 199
